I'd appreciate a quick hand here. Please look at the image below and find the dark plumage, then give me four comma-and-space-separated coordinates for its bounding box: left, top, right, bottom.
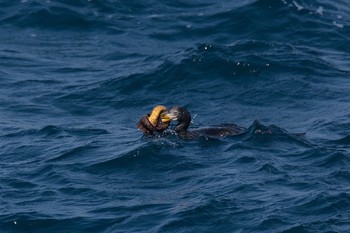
161, 106, 246, 139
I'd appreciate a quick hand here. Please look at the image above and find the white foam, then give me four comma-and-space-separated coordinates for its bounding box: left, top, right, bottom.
315, 6, 323, 15
293, 1, 304, 11
333, 21, 344, 28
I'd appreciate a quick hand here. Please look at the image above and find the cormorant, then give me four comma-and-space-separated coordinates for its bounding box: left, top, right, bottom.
161, 106, 246, 139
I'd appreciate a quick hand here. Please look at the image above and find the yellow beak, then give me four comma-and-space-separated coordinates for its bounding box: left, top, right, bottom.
161, 110, 179, 123
160, 112, 172, 123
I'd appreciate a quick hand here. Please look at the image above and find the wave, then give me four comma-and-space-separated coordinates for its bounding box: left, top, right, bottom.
1, 125, 109, 138
0, 213, 119, 233
50, 36, 347, 117
85, 140, 204, 175
329, 135, 350, 145
223, 120, 313, 151
46, 142, 102, 164
0, 1, 115, 31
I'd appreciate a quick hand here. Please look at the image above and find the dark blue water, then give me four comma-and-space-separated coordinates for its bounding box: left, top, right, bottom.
1, 0, 350, 232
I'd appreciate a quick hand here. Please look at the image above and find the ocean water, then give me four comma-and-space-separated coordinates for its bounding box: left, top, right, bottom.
1, 0, 350, 232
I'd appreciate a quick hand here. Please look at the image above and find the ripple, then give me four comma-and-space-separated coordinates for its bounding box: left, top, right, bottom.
3, 178, 38, 189
1, 4, 110, 30
314, 151, 349, 168
257, 163, 284, 175
234, 155, 258, 164
47, 143, 101, 164
330, 135, 350, 145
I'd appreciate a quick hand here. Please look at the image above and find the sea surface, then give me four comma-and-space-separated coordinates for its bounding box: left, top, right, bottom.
1, 0, 350, 232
